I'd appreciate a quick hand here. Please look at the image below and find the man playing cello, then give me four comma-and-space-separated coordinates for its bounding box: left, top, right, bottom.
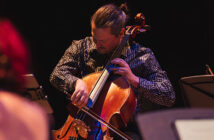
50, 3, 175, 139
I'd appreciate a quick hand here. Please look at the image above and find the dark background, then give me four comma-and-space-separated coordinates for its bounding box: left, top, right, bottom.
1, 0, 213, 129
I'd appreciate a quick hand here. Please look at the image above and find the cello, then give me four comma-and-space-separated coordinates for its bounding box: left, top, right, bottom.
53, 12, 149, 140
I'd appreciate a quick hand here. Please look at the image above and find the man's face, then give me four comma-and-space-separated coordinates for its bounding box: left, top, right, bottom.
91, 23, 123, 54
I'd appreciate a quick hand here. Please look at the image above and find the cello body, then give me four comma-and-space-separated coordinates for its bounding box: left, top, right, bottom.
53, 72, 137, 139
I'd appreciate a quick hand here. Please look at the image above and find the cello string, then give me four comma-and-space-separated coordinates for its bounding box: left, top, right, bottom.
81, 107, 131, 140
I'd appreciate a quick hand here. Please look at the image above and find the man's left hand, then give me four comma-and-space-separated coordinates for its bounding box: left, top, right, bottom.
110, 58, 139, 88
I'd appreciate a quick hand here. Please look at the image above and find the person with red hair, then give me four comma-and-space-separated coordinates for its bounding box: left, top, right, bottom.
0, 18, 49, 140
0, 18, 30, 92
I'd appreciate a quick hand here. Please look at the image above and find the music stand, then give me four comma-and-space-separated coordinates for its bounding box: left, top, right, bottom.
23, 74, 53, 114
136, 108, 214, 140
179, 75, 214, 108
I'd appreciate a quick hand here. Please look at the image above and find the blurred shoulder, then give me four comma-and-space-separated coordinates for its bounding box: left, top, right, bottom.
0, 91, 49, 140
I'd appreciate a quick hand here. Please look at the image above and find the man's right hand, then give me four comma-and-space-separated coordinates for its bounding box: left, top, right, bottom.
70, 79, 89, 108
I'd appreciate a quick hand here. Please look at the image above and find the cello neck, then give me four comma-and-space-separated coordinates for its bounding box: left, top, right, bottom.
88, 15, 148, 107
88, 25, 143, 107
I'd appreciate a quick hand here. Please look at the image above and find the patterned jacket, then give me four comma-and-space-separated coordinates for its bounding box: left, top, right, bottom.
50, 36, 175, 113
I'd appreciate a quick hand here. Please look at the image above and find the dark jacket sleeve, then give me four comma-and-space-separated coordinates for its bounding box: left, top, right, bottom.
127, 47, 175, 107
49, 40, 82, 94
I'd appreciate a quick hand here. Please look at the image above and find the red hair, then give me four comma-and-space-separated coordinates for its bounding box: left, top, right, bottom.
0, 19, 30, 90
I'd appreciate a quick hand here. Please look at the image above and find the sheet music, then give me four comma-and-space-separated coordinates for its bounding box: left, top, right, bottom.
175, 119, 214, 140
